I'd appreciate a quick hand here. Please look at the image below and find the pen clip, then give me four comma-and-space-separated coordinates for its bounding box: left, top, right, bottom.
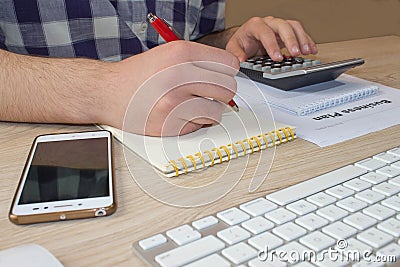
160, 18, 183, 40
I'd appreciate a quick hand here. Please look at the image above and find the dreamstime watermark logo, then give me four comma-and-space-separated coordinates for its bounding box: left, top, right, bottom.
257, 240, 397, 264
121, 61, 277, 207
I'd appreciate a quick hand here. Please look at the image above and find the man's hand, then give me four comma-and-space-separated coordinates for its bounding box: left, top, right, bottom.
101, 41, 240, 136
225, 16, 318, 62
0, 41, 238, 137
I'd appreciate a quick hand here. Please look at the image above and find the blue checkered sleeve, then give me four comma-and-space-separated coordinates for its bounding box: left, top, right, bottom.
0, 0, 226, 61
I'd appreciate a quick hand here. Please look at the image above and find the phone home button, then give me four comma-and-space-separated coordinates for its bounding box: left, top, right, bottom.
95, 208, 106, 217
60, 214, 66, 220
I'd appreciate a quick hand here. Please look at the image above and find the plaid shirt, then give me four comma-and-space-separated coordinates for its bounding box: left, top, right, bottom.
0, 0, 225, 61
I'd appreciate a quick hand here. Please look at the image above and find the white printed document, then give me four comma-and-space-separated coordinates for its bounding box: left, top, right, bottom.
236, 75, 400, 147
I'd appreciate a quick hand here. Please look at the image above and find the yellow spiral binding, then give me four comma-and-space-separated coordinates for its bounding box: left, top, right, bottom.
272, 130, 283, 145
258, 134, 269, 148
169, 160, 180, 177
204, 150, 214, 166
266, 131, 276, 147
212, 147, 223, 164
285, 126, 295, 139
227, 143, 239, 159
167, 127, 295, 176
186, 155, 197, 171
178, 157, 188, 174
194, 152, 206, 168
235, 140, 247, 156
250, 136, 262, 151
220, 146, 231, 162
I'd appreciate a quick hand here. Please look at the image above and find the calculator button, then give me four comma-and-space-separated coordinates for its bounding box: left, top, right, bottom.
261, 66, 271, 72
270, 68, 281, 74
303, 62, 312, 67
312, 60, 321, 66
281, 66, 292, 71
252, 64, 263, 71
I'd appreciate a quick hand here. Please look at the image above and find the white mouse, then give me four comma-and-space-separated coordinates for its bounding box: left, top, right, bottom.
0, 244, 63, 267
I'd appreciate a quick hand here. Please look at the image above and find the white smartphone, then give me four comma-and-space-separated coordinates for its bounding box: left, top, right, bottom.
9, 130, 116, 225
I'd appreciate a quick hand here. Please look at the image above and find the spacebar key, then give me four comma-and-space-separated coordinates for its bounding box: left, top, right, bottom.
266, 165, 367, 205
155, 235, 225, 267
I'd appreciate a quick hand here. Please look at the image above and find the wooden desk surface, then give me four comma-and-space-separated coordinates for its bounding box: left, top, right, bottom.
1, 36, 399, 266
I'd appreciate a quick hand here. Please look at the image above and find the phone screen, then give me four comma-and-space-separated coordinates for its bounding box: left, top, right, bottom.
19, 137, 110, 204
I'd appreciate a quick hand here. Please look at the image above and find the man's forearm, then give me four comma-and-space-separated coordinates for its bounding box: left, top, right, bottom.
195, 26, 239, 49
0, 50, 113, 125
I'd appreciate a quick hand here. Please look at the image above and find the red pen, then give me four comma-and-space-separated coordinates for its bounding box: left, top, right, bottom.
147, 12, 239, 112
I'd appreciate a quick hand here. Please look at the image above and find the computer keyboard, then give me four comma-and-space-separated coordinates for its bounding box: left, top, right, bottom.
239, 56, 365, 91
133, 147, 400, 267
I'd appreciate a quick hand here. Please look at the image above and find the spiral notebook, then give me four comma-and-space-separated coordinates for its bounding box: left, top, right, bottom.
242, 74, 379, 116
100, 108, 295, 177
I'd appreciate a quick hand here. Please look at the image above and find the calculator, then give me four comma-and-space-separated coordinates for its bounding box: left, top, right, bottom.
239, 55, 365, 91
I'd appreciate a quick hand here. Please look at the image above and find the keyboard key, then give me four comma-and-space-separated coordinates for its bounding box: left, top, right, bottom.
185, 254, 230, 267
155, 235, 225, 267
316, 205, 349, 221
373, 152, 400, 163
295, 213, 329, 231
192, 216, 218, 230
388, 147, 400, 157
376, 243, 400, 260
299, 231, 335, 252
337, 197, 368, 212
343, 178, 372, 192
355, 158, 387, 171
248, 232, 283, 251
217, 225, 251, 245
372, 182, 400, 196
355, 189, 385, 204
377, 218, 400, 237
272, 222, 307, 241
247, 256, 286, 267
241, 216, 274, 234
265, 208, 296, 224
266, 165, 366, 205
326, 185, 354, 199
138, 234, 167, 250
343, 212, 377, 230
363, 204, 396, 220
393, 161, 400, 170
217, 207, 250, 226
376, 166, 400, 178
239, 198, 278, 216
307, 192, 336, 207
322, 221, 357, 239
286, 200, 317, 215
353, 260, 384, 267
381, 195, 400, 211
338, 238, 372, 261
166, 225, 201, 246
389, 176, 400, 186
360, 172, 388, 184
221, 242, 257, 265
357, 228, 393, 249
274, 242, 309, 264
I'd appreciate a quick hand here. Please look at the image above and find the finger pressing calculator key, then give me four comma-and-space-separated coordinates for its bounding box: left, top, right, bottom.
239, 55, 364, 90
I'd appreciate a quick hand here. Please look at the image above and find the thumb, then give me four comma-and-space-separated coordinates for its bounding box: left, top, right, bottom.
226, 38, 248, 62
